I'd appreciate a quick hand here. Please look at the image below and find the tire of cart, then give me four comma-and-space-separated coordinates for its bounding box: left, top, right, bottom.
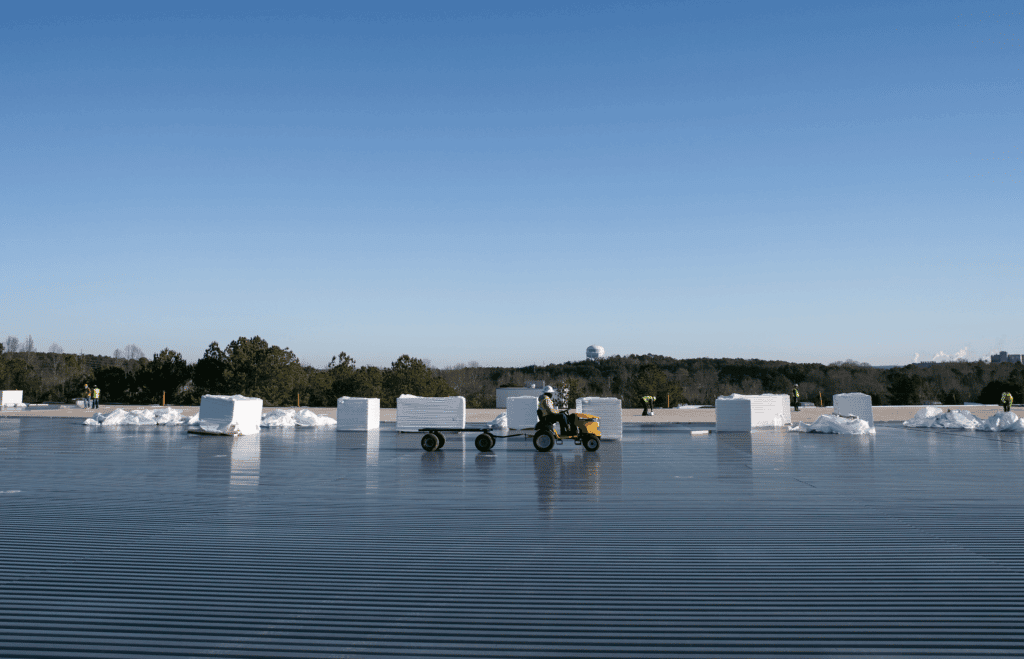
421, 433, 440, 452
434, 431, 445, 448
475, 433, 495, 452
533, 429, 555, 452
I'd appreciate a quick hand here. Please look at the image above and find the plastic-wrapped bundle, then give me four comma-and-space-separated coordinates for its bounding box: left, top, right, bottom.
791, 414, 875, 434
261, 408, 337, 428
396, 395, 466, 432
336, 397, 380, 431
904, 406, 983, 430
507, 395, 540, 430
1, 390, 24, 408
833, 393, 874, 429
575, 397, 622, 439
716, 394, 791, 432
83, 407, 191, 426
197, 394, 263, 435
980, 412, 1024, 432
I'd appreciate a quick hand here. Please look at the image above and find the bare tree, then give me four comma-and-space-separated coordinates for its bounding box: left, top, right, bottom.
4, 336, 18, 354
23, 335, 35, 353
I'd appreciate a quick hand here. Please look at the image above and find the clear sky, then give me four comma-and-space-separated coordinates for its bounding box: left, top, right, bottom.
2, 1, 1021, 368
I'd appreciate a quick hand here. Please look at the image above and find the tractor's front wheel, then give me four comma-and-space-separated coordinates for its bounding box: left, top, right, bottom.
583, 435, 600, 452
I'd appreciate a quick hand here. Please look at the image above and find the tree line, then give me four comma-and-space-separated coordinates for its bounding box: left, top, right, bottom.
2, 335, 1022, 408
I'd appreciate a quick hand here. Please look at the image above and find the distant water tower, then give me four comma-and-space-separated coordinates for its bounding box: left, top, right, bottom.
586, 345, 605, 361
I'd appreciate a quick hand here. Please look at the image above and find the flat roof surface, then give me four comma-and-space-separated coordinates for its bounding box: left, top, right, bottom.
1, 418, 1022, 657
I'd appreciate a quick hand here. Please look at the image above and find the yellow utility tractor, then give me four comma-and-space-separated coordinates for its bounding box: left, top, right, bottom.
533, 411, 601, 452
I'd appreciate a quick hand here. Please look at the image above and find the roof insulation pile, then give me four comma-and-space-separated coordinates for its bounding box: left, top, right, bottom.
260, 408, 336, 428
83, 408, 196, 426
904, 406, 983, 430
576, 397, 623, 439
488, 412, 508, 430
791, 415, 875, 434
833, 392, 874, 429
715, 394, 791, 432
396, 395, 466, 432
198, 394, 263, 436
336, 397, 380, 431
507, 395, 540, 430
905, 406, 1024, 432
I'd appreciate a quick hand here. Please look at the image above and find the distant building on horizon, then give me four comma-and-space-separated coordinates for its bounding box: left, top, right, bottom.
990, 351, 1023, 364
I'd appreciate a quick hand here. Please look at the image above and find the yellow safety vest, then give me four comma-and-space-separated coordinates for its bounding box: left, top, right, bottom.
93, 388, 100, 398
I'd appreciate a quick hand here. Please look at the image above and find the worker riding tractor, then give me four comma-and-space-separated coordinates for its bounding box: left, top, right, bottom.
533, 385, 601, 452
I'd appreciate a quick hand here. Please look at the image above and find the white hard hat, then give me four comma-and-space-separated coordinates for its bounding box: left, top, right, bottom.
543, 386, 556, 394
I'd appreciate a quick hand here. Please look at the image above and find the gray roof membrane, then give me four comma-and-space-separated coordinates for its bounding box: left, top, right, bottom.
0, 418, 1022, 657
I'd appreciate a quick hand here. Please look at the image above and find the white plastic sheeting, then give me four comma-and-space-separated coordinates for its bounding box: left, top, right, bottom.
980, 412, 1024, 432
576, 397, 623, 439
904, 406, 984, 430
83, 407, 193, 426
488, 412, 508, 431
791, 415, 875, 435
716, 394, 791, 432
396, 395, 466, 432
198, 394, 263, 435
507, 395, 540, 430
336, 397, 380, 431
833, 393, 874, 429
1, 390, 24, 408
260, 408, 337, 428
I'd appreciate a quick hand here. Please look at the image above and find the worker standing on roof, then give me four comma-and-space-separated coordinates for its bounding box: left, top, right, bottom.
83, 383, 90, 406
641, 395, 656, 416
792, 384, 800, 412
92, 385, 100, 409
539, 386, 572, 436
1001, 391, 1013, 412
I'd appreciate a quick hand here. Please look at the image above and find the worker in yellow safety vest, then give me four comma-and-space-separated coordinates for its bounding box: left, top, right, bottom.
641, 395, 656, 416
1001, 391, 1013, 413
791, 384, 800, 411
92, 386, 100, 409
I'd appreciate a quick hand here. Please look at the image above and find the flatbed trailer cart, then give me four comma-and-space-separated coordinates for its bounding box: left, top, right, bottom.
419, 412, 602, 453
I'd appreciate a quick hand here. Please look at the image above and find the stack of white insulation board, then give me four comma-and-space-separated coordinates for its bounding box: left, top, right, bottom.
715, 394, 791, 432
496, 386, 545, 408
197, 394, 263, 436
396, 395, 466, 432
575, 397, 623, 439
336, 397, 380, 431
507, 395, 540, 430
833, 392, 874, 429
1, 390, 24, 408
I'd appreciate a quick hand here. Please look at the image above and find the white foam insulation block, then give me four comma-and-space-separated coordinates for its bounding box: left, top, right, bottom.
198, 394, 263, 435
575, 397, 623, 439
396, 395, 466, 432
507, 395, 540, 430
833, 392, 874, 428
716, 394, 791, 432
336, 397, 380, 431
1, 390, 23, 407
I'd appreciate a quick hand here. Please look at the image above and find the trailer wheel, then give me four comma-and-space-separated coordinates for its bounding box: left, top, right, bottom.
434, 431, 445, 448
475, 433, 493, 452
533, 430, 555, 452
584, 435, 600, 452
421, 433, 439, 452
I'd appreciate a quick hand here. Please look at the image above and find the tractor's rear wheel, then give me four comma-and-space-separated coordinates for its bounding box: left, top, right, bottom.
533, 430, 555, 452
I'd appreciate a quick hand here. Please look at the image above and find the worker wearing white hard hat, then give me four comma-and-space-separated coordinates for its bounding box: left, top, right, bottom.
539, 386, 572, 435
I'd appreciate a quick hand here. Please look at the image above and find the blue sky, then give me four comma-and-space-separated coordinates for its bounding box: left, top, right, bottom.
2, 1, 1021, 368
